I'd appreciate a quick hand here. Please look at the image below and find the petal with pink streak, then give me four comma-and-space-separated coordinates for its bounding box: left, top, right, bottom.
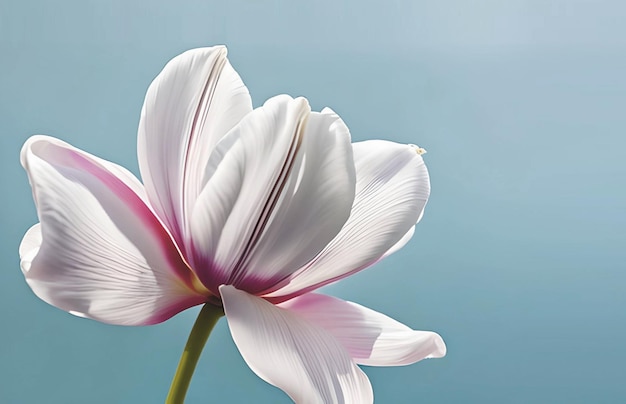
20, 136, 206, 325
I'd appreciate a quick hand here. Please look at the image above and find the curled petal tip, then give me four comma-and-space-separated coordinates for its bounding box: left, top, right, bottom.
428, 332, 448, 359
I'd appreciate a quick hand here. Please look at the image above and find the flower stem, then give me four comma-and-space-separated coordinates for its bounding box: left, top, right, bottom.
166, 303, 224, 404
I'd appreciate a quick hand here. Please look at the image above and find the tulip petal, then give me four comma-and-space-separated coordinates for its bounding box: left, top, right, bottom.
280, 293, 446, 366
221, 285, 373, 404
138, 46, 252, 247
382, 226, 415, 259
20, 136, 206, 325
19, 223, 42, 274
267, 139, 430, 300
190, 96, 355, 294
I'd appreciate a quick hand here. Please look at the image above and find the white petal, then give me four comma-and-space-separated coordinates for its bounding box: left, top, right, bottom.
19, 223, 42, 274
137, 46, 252, 248
190, 97, 355, 294
268, 140, 430, 300
382, 226, 415, 259
280, 293, 446, 366
221, 285, 373, 404
20, 136, 206, 325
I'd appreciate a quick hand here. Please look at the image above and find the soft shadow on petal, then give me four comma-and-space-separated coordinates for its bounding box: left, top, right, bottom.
191, 97, 355, 294
221, 285, 373, 404
280, 293, 446, 367
20, 136, 206, 325
267, 139, 430, 301
138, 46, 252, 248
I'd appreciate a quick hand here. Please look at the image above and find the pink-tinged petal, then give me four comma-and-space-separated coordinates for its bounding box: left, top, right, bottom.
20, 136, 207, 325
190, 96, 355, 294
137, 46, 252, 248
280, 293, 446, 367
267, 139, 430, 301
220, 285, 373, 404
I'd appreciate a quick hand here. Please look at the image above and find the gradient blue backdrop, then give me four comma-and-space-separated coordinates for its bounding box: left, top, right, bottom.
1, 1, 624, 403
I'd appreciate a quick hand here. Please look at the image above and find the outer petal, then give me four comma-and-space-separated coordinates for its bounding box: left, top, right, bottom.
137, 46, 252, 248
20, 136, 206, 325
190, 96, 355, 294
267, 139, 430, 300
221, 285, 373, 404
280, 293, 446, 366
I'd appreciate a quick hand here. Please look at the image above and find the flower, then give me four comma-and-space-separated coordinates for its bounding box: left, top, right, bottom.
19, 46, 446, 403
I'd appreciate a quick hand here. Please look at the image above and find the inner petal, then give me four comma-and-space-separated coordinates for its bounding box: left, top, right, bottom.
189, 97, 356, 294
137, 46, 252, 251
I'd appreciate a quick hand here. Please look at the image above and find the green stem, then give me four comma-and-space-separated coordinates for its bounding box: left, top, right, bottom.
166, 303, 224, 404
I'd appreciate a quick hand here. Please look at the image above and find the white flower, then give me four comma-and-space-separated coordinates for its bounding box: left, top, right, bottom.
20, 46, 445, 403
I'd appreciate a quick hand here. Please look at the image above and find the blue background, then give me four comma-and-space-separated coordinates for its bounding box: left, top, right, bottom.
1, 1, 625, 402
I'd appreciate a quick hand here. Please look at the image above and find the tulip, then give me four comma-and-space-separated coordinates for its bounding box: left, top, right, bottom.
20, 46, 445, 403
